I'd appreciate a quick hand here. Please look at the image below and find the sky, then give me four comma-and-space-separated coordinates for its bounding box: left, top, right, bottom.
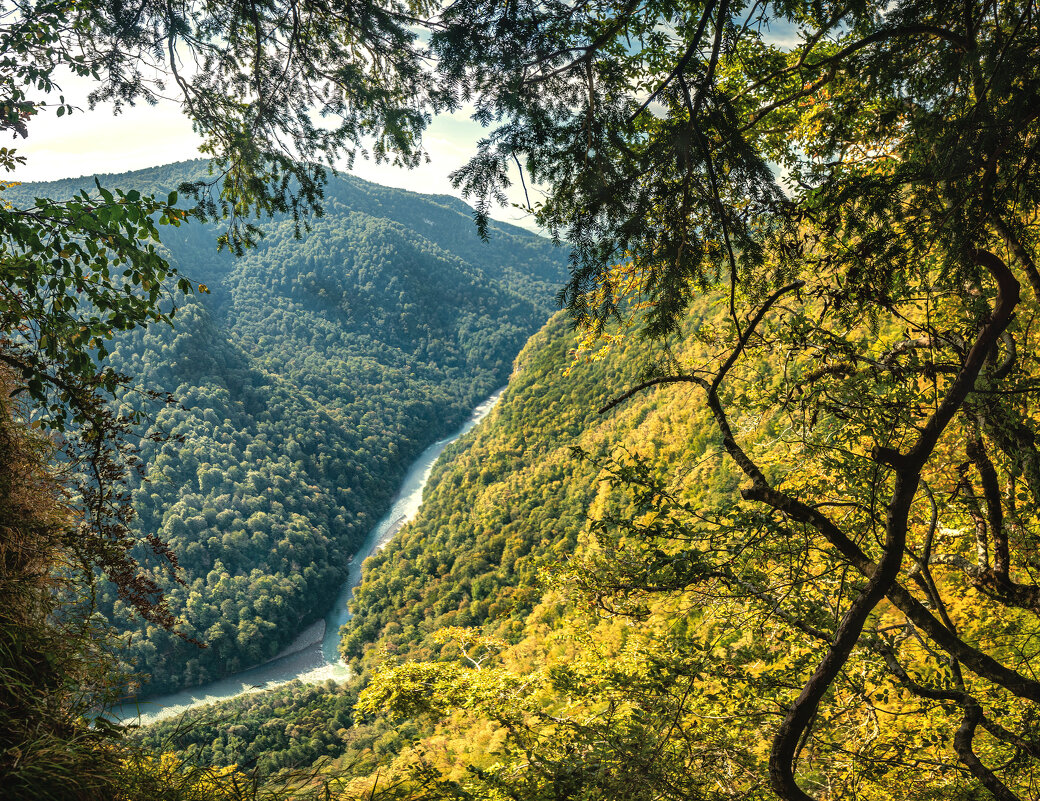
9, 11, 803, 233
10, 71, 540, 230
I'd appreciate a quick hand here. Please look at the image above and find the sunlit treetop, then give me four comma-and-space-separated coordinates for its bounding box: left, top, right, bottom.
435, 0, 1040, 334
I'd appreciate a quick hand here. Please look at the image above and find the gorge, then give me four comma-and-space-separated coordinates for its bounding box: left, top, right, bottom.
5, 163, 566, 697
114, 387, 505, 725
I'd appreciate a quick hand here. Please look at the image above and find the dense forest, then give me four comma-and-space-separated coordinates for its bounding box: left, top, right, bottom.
140, 304, 769, 793
147, 294, 1040, 799
4, 1, 1040, 799
5, 163, 566, 693
139, 309, 680, 782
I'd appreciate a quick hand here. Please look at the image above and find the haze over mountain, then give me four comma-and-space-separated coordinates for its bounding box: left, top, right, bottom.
7, 162, 567, 693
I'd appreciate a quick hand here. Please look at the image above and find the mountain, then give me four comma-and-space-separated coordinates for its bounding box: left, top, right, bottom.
140, 298, 1027, 801
136, 307, 698, 777
6, 162, 567, 694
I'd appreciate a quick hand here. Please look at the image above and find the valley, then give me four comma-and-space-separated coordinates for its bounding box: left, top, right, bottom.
5, 5, 1040, 795
114, 387, 504, 725
136, 307, 712, 787
5, 164, 566, 696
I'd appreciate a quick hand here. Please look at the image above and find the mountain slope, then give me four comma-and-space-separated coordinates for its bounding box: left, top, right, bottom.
143, 298, 1032, 800
138, 308, 704, 777
8, 162, 567, 693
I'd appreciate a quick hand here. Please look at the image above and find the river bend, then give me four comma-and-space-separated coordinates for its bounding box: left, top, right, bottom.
114, 387, 505, 725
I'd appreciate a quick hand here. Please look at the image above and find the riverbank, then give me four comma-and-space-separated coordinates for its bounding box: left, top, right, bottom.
262, 618, 325, 665
112, 387, 506, 726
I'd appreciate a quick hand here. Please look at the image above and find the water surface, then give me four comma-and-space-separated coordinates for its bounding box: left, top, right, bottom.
114, 387, 505, 725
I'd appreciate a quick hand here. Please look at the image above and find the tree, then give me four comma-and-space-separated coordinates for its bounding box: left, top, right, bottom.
0, 0, 440, 795
0, 0, 438, 626
415, 1, 1040, 798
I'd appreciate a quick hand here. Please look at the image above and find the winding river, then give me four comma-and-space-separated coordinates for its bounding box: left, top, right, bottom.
113, 387, 505, 725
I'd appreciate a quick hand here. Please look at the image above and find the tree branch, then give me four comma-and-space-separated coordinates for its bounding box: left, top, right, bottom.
968, 436, 1009, 576
722, 253, 1025, 798
953, 701, 1023, 801
628, 0, 718, 122
598, 374, 700, 415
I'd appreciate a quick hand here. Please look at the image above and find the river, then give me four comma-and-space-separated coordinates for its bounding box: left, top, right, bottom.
113, 387, 506, 725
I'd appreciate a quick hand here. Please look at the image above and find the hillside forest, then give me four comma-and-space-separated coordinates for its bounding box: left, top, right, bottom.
4, 162, 567, 694
2, 1, 1040, 801
146, 301, 1040, 800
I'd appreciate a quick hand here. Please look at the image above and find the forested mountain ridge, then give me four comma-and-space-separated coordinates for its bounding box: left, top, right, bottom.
139, 305, 733, 782
6, 162, 567, 694
5, 160, 560, 305
145, 293, 1040, 799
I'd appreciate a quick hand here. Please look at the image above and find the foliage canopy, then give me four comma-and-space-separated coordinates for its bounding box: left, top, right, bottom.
5, 0, 1040, 798
363, 1, 1040, 799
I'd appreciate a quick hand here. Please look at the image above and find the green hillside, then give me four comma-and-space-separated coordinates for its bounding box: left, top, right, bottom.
7, 163, 566, 694
138, 307, 704, 779
144, 298, 1040, 800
